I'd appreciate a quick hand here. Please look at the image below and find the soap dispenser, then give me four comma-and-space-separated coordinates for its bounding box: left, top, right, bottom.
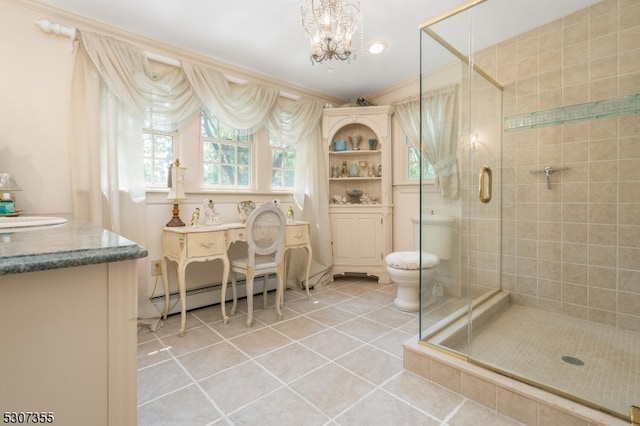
0, 193, 14, 214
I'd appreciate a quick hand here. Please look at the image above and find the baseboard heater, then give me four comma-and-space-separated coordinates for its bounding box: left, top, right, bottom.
150, 274, 278, 317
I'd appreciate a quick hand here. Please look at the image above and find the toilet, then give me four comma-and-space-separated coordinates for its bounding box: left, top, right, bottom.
385, 213, 455, 312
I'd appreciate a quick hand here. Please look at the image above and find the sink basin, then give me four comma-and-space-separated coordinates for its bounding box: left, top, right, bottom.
0, 216, 68, 229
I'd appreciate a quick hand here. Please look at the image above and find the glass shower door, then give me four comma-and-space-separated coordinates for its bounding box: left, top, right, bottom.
418, 0, 504, 358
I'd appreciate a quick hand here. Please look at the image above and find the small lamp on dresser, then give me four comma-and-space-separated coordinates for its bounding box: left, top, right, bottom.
166, 160, 187, 227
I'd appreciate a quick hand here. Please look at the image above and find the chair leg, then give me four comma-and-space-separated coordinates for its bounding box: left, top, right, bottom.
221, 275, 228, 324
263, 275, 268, 309
275, 264, 285, 320
230, 271, 238, 316
246, 269, 255, 327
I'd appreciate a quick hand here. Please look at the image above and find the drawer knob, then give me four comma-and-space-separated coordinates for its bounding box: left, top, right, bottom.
293, 232, 303, 239
200, 241, 215, 248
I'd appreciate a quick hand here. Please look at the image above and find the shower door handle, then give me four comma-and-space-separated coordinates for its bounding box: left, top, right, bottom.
479, 166, 492, 204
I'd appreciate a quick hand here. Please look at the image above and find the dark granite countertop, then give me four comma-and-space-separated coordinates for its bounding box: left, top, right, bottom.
0, 214, 148, 276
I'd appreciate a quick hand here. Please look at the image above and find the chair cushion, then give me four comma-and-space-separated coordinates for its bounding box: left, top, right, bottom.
385, 251, 439, 270
231, 255, 277, 270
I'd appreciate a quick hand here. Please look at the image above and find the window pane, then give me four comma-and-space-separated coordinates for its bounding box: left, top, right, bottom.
237, 165, 250, 186
155, 134, 173, 159
408, 146, 420, 163
272, 169, 282, 187
203, 163, 219, 185
284, 152, 295, 169
153, 161, 168, 185
221, 143, 236, 164
284, 169, 295, 188
143, 158, 153, 184
201, 115, 219, 137
224, 165, 238, 185
408, 145, 435, 180
269, 127, 295, 190
219, 122, 235, 140
272, 150, 284, 166
203, 142, 219, 162
237, 145, 250, 165
143, 129, 174, 186
143, 133, 153, 157
201, 113, 252, 189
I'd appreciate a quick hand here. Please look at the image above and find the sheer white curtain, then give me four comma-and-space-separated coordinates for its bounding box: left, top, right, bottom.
71, 32, 202, 331
394, 85, 459, 198
268, 97, 332, 287
70, 32, 333, 332
183, 62, 332, 288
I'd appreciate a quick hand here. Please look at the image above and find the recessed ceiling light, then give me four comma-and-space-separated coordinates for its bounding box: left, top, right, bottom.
367, 41, 387, 55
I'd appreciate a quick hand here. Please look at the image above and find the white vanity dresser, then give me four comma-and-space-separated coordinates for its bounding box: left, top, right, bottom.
0, 215, 147, 426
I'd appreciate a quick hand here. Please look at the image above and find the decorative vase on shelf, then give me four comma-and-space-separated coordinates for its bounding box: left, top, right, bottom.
333, 139, 346, 152
348, 135, 362, 150
358, 160, 368, 177
349, 162, 360, 177
368, 139, 377, 150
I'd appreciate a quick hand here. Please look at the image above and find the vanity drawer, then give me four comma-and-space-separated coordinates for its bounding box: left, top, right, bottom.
187, 231, 225, 257
285, 225, 309, 246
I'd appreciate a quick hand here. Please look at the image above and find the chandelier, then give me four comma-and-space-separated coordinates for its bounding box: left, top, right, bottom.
300, 0, 361, 64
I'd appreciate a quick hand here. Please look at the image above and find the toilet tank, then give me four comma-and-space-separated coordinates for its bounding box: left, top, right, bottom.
411, 214, 455, 260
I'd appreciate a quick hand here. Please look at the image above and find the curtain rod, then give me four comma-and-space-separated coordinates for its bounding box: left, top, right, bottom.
34, 19, 299, 99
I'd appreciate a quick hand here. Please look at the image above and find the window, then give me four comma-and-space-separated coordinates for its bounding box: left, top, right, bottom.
201, 113, 252, 188
143, 111, 175, 186
270, 135, 296, 190
407, 136, 436, 181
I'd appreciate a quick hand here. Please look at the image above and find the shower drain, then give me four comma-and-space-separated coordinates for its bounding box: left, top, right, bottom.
561, 356, 585, 366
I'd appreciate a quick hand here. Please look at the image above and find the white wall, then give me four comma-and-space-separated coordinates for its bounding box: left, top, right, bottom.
0, 1, 75, 214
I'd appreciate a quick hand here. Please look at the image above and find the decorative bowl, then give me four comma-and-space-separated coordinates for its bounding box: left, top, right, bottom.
346, 189, 362, 203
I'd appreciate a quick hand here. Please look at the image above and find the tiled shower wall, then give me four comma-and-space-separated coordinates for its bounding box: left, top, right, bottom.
472, 0, 639, 332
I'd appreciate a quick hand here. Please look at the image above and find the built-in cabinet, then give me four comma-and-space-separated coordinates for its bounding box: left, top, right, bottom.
322, 105, 393, 283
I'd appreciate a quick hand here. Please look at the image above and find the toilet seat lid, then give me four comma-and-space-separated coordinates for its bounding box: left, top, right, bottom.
385, 251, 439, 270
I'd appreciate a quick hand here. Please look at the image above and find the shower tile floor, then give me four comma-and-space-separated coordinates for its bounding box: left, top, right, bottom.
448, 304, 640, 418
137, 277, 523, 425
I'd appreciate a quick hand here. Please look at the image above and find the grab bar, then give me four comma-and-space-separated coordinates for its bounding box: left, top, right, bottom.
478, 166, 492, 204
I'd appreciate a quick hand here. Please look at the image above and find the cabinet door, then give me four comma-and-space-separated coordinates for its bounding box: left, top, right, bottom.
331, 213, 382, 266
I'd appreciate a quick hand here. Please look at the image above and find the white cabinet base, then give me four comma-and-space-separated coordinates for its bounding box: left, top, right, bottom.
329, 204, 393, 284
331, 267, 391, 285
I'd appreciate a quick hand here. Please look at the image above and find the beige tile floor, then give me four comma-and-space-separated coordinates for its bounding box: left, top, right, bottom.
137, 276, 523, 425
449, 304, 640, 419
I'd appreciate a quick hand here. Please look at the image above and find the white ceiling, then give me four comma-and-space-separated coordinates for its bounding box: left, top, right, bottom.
35, 0, 600, 102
